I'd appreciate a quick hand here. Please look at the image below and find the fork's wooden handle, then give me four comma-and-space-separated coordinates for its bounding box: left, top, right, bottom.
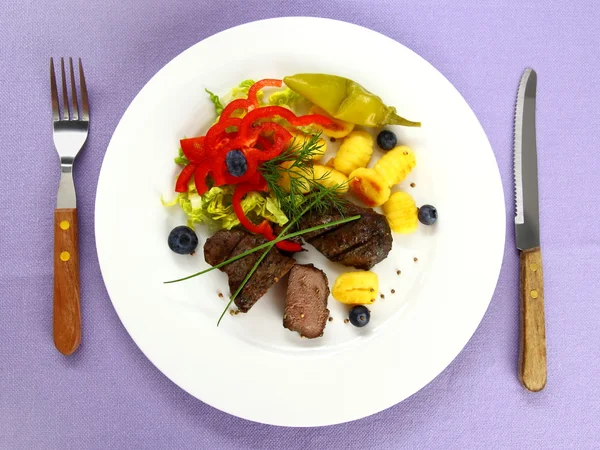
53, 208, 81, 355
518, 247, 546, 391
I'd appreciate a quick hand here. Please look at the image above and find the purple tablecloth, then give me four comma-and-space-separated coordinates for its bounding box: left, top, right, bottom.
1, 0, 599, 448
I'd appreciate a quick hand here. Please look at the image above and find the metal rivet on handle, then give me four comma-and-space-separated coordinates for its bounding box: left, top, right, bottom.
530, 289, 539, 299
60, 220, 70, 230
60, 251, 70, 262
530, 263, 538, 272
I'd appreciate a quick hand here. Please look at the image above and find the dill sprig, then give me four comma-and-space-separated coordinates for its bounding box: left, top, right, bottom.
260, 133, 348, 220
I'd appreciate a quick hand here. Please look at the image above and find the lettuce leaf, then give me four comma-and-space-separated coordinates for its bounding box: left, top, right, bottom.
268, 88, 302, 108
230, 79, 256, 99
222, 79, 264, 105
265, 194, 289, 225
206, 80, 264, 122
174, 147, 189, 166
163, 185, 288, 231
205, 88, 224, 116
167, 79, 303, 230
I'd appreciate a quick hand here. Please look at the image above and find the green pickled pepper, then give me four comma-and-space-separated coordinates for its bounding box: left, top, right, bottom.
283, 74, 421, 128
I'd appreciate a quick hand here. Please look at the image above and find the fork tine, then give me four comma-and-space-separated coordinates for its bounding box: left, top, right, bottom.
50, 58, 60, 121
60, 58, 69, 120
69, 58, 79, 120
79, 59, 89, 120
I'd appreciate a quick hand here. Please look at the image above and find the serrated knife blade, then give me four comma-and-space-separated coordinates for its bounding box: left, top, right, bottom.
514, 68, 540, 250
513, 68, 546, 392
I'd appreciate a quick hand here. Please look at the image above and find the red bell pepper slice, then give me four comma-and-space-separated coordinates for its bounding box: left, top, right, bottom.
210, 162, 229, 186
204, 118, 242, 153
180, 136, 206, 163
244, 122, 292, 161
240, 106, 340, 137
255, 135, 272, 150
232, 183, 302, 253
231, 182, 270, 236
218, 79, 283, 122
219, 99, 253, 123
244, 120, 290, 142
247, 79, 282, 106
193, 164, 211, 195
232, 184, 263, 223
273, 237, 303, 253
175, 163, 197, 193
226, 121, 291, 161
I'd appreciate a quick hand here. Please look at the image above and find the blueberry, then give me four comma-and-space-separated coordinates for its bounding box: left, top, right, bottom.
418, 205, 438, 225
168, 226, 199, 255
349, 305, 370, 327
376, 130, 397, 151
226, 149, 247, 177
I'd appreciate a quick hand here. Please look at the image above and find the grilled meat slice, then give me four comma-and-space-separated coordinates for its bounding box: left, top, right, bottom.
204, 229, 247, 266
283, 264, 330, 338
231, 243, 296, 312
204, 230, 295, 312
308, 209, 390, 259
293, 208, 348, 241
296, 205, 392, 270
332, 231, 393, 270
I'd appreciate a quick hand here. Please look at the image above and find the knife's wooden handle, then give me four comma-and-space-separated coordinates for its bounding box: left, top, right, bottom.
53, 208, 81, 355
518, 247, 546, 391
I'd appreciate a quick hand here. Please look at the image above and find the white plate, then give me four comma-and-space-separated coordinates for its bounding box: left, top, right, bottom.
95, 17, 505, 427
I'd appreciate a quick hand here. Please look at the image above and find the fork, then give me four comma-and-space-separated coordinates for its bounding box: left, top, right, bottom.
50, 57, 89, 355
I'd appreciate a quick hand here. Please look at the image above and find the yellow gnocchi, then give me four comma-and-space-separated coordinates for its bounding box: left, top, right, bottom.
373, 146, 416, 187
277, 161, 312, 193
382, 192, 418, 233
334, 131, 374, 175
310, 105, 355, 138
289, 130, 327, 160
332, 271, 379, 305
348, 168, 391, 207
312, 164, 349, 193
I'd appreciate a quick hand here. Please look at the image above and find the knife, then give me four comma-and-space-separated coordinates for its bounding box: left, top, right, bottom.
514, 68, 546, 391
